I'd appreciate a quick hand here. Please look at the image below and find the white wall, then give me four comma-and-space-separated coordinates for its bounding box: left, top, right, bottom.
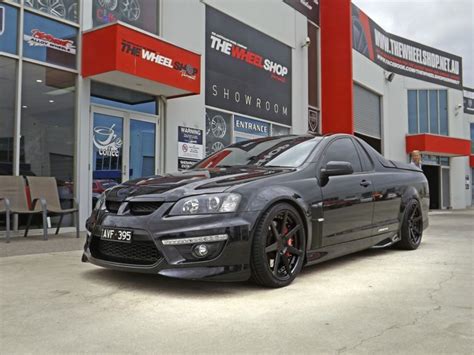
161, 0, 309, 172
353, 50, 470, 209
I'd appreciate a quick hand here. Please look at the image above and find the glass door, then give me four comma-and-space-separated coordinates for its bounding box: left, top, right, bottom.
90, 106, 159, 206
129, 115, 157, 181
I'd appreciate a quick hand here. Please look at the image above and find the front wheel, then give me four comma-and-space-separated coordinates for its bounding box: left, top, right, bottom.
250, 203, 306, 288
396, 199, 423, 250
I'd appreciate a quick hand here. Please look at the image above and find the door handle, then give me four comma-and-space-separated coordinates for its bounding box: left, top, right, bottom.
360, 180, 372, 187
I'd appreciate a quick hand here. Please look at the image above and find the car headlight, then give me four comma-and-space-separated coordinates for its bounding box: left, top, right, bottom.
94, 193, 106, 211
169, 193, 241, 215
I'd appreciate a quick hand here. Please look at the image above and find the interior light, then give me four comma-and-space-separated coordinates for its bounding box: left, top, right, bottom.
49, 100, 55, 103
36, 79, 43, 83
22, 105, 28, 109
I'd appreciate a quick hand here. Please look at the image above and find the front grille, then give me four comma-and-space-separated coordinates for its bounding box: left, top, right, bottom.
90, 238, 161, 265
105, 200, 121, 213
129, 201, 163, 215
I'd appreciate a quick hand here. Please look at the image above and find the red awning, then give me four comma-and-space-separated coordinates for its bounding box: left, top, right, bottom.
82, 23, 201, 99
405, 134, 471, 157
470, 155, 474, 167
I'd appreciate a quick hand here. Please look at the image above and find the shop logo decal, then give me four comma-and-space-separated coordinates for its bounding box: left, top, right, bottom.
209, 31, 289, 83
24, 29, 76, 54
93, 124, 122, 157
121, 40, 198, 80
0, 6, 4, 36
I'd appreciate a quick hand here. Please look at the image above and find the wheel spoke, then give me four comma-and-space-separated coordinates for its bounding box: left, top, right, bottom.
273, 253, 281, 276
271, 222, 281, 241
412, 216, 422, 222
281, 211, 288, 235
284, 225, 301, 241
409, 229, 418, 243
265, 242, 278, 254
287, 246, 303, 256
282, 254, 291, 275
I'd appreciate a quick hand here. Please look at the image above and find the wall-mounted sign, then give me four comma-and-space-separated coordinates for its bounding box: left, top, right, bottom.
206, 6, 292, 126
464, 88, 474, 115
178, 126, 203, 170
352, 4, 463, 89
83, 24, 201, 98
23, 12, 77, 69
283, 0, 319, 25
234, 116, 270, 137
308, 108, 320, 135
205, 108, 232, 156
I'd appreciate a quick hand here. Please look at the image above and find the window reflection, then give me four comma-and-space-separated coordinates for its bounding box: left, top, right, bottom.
129, 120, 155, 179
0, 57, 17, 175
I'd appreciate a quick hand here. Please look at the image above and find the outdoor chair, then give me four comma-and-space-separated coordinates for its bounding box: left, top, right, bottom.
25, 177, 79, 239
0, 176, 48, 243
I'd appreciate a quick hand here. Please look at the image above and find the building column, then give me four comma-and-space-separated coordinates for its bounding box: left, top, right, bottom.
320, 0, 354, 134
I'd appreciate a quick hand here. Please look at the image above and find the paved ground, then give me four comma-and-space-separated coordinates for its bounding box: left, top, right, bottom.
1, 210, 473, 354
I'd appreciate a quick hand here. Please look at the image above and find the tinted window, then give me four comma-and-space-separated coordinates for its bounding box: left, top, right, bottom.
439, 90, 448, 135
408, 90, 418, 133
25, 0, 79, 22
429, 90, 439, 134
418, 90, 428, 133
354, 140, 374, 171
195, 136, 321, 169
0, 57, 17, 175
322, 138, 362, 173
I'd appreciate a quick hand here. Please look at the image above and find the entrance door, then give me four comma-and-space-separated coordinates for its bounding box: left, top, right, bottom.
422, 165, 441, 209
91, 106, 158, 205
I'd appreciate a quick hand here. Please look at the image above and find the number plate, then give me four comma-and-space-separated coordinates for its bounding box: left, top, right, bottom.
100, 228, 133, 243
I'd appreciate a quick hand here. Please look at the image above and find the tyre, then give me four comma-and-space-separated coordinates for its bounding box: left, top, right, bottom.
396, 199, 423, 250
250, 203, 306, 288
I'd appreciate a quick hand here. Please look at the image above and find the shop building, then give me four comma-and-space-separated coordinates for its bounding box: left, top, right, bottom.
0, 0, 472, 234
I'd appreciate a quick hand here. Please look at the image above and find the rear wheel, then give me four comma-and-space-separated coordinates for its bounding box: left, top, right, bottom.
396, 199, 423, 250
251, 203, 306, 288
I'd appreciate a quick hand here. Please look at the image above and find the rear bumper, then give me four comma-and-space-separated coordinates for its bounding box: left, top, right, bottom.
83, 207, 258, 282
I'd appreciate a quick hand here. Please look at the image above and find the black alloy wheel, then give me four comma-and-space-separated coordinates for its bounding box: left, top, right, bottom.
251, 203, 306, 288
397, 199, 423, 250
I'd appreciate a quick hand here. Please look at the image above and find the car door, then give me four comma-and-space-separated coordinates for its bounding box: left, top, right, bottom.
319, 137, 374, 246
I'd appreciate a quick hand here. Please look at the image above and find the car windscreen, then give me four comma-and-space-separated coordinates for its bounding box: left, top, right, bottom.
194, 136, 322, 169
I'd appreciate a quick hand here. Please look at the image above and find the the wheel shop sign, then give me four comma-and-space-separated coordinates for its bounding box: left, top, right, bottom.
352, 4, 463, 89
178, 126, 203, 170
206, 6, 292, 126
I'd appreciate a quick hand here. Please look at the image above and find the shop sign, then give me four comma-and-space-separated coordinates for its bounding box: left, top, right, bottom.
352, 4, 463, 89
82, 24, 201, 97
178, 126, 203, 168
24, 29, 76, 54
283, 0, 319, 25
206, 6, 292, 126
234, 116, 270, 137
93, 124, 123, 157
23, 12, 77, 69
464, 88, 474, 115
178, 158, 198, 171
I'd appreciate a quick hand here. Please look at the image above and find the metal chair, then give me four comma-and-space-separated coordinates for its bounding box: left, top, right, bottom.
25, 176, 79, 238
0, 176, 48, 243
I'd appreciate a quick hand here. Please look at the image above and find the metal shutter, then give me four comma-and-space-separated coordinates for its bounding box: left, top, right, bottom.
353, 84, 381, 138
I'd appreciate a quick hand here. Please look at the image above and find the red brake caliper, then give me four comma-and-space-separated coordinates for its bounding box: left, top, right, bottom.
283, 225, 293, 257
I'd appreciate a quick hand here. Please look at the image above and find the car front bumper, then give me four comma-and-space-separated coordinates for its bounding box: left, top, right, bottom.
83, 204, 258, 282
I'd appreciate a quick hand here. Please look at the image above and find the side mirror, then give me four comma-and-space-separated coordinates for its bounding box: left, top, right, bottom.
321, 161, 353, 178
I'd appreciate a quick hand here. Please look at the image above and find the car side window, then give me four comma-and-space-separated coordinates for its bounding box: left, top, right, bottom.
354, 140, 375, 171
322, 138, 362, 173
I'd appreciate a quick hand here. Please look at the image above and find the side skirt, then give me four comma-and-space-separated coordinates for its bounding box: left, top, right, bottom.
304, 232, 397, 266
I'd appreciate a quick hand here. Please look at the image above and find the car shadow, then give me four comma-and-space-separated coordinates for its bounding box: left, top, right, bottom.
81, 247, 400, 297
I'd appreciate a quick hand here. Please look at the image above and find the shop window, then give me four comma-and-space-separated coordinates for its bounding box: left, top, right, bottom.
272, 124, 290, 136
20, 62, 75, 189
24, 0, 79, 23
0, 4, 19, 54
92, 0, 158, 34
407, 89, 448, 135
205, 108, 232, 156
0, 56, 17, 175
23, 11, 78, 69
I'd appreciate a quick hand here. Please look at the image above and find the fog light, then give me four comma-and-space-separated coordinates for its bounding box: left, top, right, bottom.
193, 244, 209, 258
